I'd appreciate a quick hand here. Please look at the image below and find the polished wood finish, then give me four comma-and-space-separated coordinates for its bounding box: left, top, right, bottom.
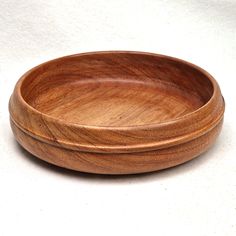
9, 51, 225, 174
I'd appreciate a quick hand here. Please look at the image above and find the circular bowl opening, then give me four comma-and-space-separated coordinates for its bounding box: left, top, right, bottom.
20, 51, 214, 127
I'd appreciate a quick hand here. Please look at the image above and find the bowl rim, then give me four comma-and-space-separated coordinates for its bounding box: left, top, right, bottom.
16, 50, 220, 129
9, 51, 225, 153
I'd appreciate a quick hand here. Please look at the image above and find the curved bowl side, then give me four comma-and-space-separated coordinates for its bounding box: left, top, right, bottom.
10, 118, 223, 175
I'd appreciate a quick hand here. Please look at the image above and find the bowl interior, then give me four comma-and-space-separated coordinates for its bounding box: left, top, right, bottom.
21, 52, 213, 127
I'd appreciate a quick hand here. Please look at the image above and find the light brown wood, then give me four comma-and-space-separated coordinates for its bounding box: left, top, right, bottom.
9, 51, 225, 174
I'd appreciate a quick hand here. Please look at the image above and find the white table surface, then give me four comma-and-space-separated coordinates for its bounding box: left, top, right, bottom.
0, 1, 235, 235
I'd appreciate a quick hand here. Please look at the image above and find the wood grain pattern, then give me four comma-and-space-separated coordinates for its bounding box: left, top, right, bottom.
9, 51, 225, 174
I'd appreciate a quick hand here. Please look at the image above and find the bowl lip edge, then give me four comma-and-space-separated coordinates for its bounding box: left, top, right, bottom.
13, 50, 223, 131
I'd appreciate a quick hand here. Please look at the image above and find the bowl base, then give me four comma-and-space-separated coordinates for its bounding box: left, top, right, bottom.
11, 119, 223, 175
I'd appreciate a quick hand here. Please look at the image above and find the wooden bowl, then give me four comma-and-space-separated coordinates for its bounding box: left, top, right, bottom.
9, 51, 225, 174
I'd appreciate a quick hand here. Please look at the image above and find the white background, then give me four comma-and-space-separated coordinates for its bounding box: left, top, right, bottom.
0, 1, 235, 235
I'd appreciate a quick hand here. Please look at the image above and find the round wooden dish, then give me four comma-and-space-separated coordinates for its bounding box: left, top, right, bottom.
9, 51, 225, 174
